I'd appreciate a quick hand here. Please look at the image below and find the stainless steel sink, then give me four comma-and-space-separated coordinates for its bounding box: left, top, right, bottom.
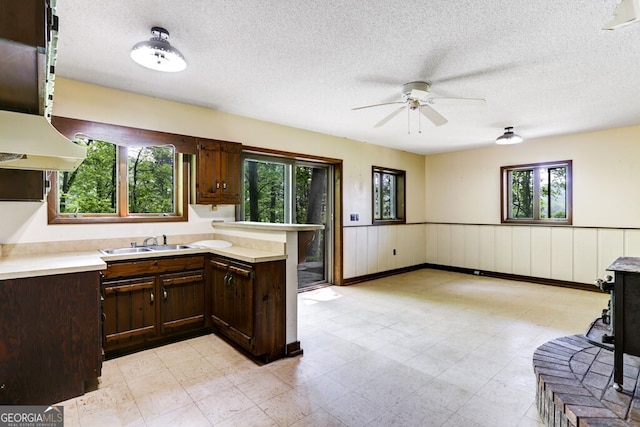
100, 244, 198, 255
100, 247, 154, 255
151, 244, 197, 251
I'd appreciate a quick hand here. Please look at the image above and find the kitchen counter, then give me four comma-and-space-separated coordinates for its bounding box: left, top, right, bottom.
213, 221, 324, 232
0, 245, 286, 281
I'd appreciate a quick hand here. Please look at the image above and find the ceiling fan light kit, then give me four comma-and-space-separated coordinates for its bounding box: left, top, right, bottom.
131, 27, 187, 72
495, 127, 523, 145
352, 81, 485, 131
603, 0, 640, 29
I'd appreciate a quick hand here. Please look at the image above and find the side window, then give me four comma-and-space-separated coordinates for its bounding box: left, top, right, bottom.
501, 160, 572, 224
372, 166, 405, 224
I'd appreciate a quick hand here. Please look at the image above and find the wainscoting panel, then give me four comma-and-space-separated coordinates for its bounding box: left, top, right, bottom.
343, 227, 357, 279
436, 224, 452, 266
551, 227, 573, 281
355, 226, 369, 277
377, 225, 397, 273
512, 227, 532, 277
463, 225, 480, 270
425, 223, 438, 264
450, 225, 465, 268
597, 229, 623, 276
573, 228, 598, 284
624, 229, 640, 257
479, 225, 495, 272
494, 226, 513, 274
366, 226, 379, 275
530, 227, 552, 279
343, 223, 640, 284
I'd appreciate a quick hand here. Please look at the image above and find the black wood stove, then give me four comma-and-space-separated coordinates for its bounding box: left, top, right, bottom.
587, 256, 640, 391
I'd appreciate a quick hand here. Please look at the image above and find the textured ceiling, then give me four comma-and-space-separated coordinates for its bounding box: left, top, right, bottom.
54, 0, 640, 155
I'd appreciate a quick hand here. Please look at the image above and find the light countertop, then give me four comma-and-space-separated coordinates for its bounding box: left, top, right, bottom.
213, 221, 324, 231
0, 245, 286, 281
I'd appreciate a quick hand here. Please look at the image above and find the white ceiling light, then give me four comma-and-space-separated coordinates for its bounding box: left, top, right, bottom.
130, 27, 186, 72
495, 127, 523, 145
603, 0, 640, 30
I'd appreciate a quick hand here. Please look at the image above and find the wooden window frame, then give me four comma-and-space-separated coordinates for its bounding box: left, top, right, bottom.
372, 165, 406, 225
47, 117, 192, 224
501, 160, 572, 225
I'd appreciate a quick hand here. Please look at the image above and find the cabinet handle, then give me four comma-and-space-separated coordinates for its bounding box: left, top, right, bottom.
224, 273, 233, 288
215, 180, 220, 190
222, 181, 227, 190
150, 290, 154, 304
163, 287, 168, 301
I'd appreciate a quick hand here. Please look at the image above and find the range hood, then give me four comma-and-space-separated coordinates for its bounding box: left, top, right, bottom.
0, 110, 86, 171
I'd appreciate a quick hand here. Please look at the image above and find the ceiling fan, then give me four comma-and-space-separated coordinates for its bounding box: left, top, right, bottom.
352, 81, 485, 129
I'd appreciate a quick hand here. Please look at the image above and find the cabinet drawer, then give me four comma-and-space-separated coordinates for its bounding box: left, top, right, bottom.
103, 255, 205, 279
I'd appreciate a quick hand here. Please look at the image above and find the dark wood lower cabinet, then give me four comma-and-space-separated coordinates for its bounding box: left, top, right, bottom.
101, 253, 286, 362
0, 271, 102, 405
160, 270, 206, 334
102, 276, 156, 350
101, 255, 206, 357
208, 256, 286, 363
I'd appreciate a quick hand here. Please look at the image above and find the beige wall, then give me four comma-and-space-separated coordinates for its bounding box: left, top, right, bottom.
424, 126, 640, 228
0, 79, 425, 244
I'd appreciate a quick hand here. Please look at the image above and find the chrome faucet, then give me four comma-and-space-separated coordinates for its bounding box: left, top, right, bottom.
142, 236, 158, 247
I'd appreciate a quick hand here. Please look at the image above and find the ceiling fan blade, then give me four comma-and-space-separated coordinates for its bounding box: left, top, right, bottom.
352, 101, 404, 111
419, 105, 448, 127
433, 61, 521, 85
427, 97, 486, 106
374, 107, 405, 128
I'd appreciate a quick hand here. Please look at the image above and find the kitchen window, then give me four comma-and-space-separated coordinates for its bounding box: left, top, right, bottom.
372, 166, 405, 224
501, 160, 572, 224
48, 138, 187, 223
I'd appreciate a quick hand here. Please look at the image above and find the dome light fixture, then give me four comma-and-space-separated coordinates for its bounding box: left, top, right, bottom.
130, 27, 186, 72
495, 126, 523, 145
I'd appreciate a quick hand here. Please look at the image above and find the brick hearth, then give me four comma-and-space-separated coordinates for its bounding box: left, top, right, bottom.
534, 335, 640, 426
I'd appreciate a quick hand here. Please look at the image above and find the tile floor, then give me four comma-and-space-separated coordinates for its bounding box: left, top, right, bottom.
57, 268, 609, 426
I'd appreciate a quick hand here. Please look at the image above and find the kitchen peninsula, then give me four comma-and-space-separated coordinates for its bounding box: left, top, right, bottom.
0, 221, 321, 405
211, 221, 324, 354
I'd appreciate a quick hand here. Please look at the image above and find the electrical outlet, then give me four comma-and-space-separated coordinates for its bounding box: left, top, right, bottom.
350, 213, 359, 221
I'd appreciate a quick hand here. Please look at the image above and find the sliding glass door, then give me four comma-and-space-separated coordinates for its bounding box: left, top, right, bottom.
243, 155, 332, 289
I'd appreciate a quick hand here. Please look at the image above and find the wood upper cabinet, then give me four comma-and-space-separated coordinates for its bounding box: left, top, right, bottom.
195, 138, 242, 204
0, 0, 51, 114
0, 0, 48, 47
208, 256, 285, 362
101, 255, 206, 356
0, 169, 44, 201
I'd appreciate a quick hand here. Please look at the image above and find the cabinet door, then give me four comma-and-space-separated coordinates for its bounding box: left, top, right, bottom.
0, 271, 101, 405
220, 142, 241, 203
228, 264, 254, 343
102, 276, 156, 351
196, 140, 221, 203
0, 169, 44, 201
159, 270, 205, 334
209, 258, 235, 327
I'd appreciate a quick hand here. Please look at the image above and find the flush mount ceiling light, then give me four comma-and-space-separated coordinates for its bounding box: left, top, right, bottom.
495, 127, 523, 145
603, 0, 640, 29
130, 26, 186, 72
